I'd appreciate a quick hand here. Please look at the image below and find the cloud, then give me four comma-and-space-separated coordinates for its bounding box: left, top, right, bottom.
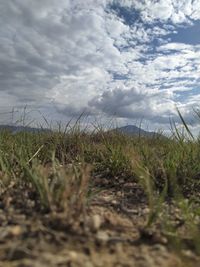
89, 85, 177, 124
0, 0, 200, 130
124, 0, 200, 24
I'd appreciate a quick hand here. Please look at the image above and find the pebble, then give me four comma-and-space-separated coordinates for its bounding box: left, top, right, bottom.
182, 249, 197, 260
68, 251, 78, 261
90, 214, 102, 232
111, 200, 118, 205
96, 231, 109, 243
152, 244, 167, 252
152, 234, 168, 245
116, 191, 122, 197
142, 208, 150, 214
9, 225, 23, 237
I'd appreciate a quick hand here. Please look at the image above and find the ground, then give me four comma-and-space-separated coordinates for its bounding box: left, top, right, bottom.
0, 179, 199, 267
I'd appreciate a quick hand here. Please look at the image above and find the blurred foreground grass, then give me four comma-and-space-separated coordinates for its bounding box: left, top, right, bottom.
0, 110, 200, 256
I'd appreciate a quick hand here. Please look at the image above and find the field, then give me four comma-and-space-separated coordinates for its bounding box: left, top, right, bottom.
0, 117, 200, 267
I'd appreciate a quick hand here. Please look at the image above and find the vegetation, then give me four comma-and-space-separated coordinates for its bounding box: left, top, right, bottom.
0, 110, 200, 266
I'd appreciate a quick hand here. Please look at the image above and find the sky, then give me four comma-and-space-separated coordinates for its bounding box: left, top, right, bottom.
0, 0, 200, 132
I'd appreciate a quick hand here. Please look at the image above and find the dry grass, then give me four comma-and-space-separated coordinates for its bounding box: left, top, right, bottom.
0, 110, 200, 266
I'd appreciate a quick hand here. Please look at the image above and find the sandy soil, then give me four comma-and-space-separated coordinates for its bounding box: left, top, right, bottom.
0, 181, 199, 267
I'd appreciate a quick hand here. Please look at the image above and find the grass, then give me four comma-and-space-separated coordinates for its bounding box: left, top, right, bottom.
0, 110, 200, 258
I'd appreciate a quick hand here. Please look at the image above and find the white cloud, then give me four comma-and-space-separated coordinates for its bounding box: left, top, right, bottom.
128, 0, 200, 24
0, 0, 200, 130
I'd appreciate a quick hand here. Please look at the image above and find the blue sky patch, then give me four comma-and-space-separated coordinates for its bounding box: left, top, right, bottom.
169, 20, 200, 44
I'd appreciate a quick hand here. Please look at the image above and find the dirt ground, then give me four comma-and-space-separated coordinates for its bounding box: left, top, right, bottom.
0, 180, 199, 267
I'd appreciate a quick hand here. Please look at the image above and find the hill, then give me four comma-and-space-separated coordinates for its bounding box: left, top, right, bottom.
0, 124, 49, 134
113, 125, 164, 138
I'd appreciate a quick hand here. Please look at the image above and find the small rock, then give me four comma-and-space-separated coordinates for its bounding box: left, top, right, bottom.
152, 234, 168, 245
96, 231, 109, 243
116, 191, 122, 197
68, 251, 78, 261
90, 214, 102, 232
9, 225, 23, 236
143, 208, 150, 214
152, 244, 167, 252
182, 249, 197, 260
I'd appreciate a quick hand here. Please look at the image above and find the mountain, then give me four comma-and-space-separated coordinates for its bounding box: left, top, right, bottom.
113, 125, 164, 138
0, 125, 49, 134
0, 124, 165, 138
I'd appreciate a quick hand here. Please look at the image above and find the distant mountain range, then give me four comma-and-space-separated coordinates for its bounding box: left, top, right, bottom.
112, 125, 165, 138
0, 125, 49, 134
0, 124, 165, 138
